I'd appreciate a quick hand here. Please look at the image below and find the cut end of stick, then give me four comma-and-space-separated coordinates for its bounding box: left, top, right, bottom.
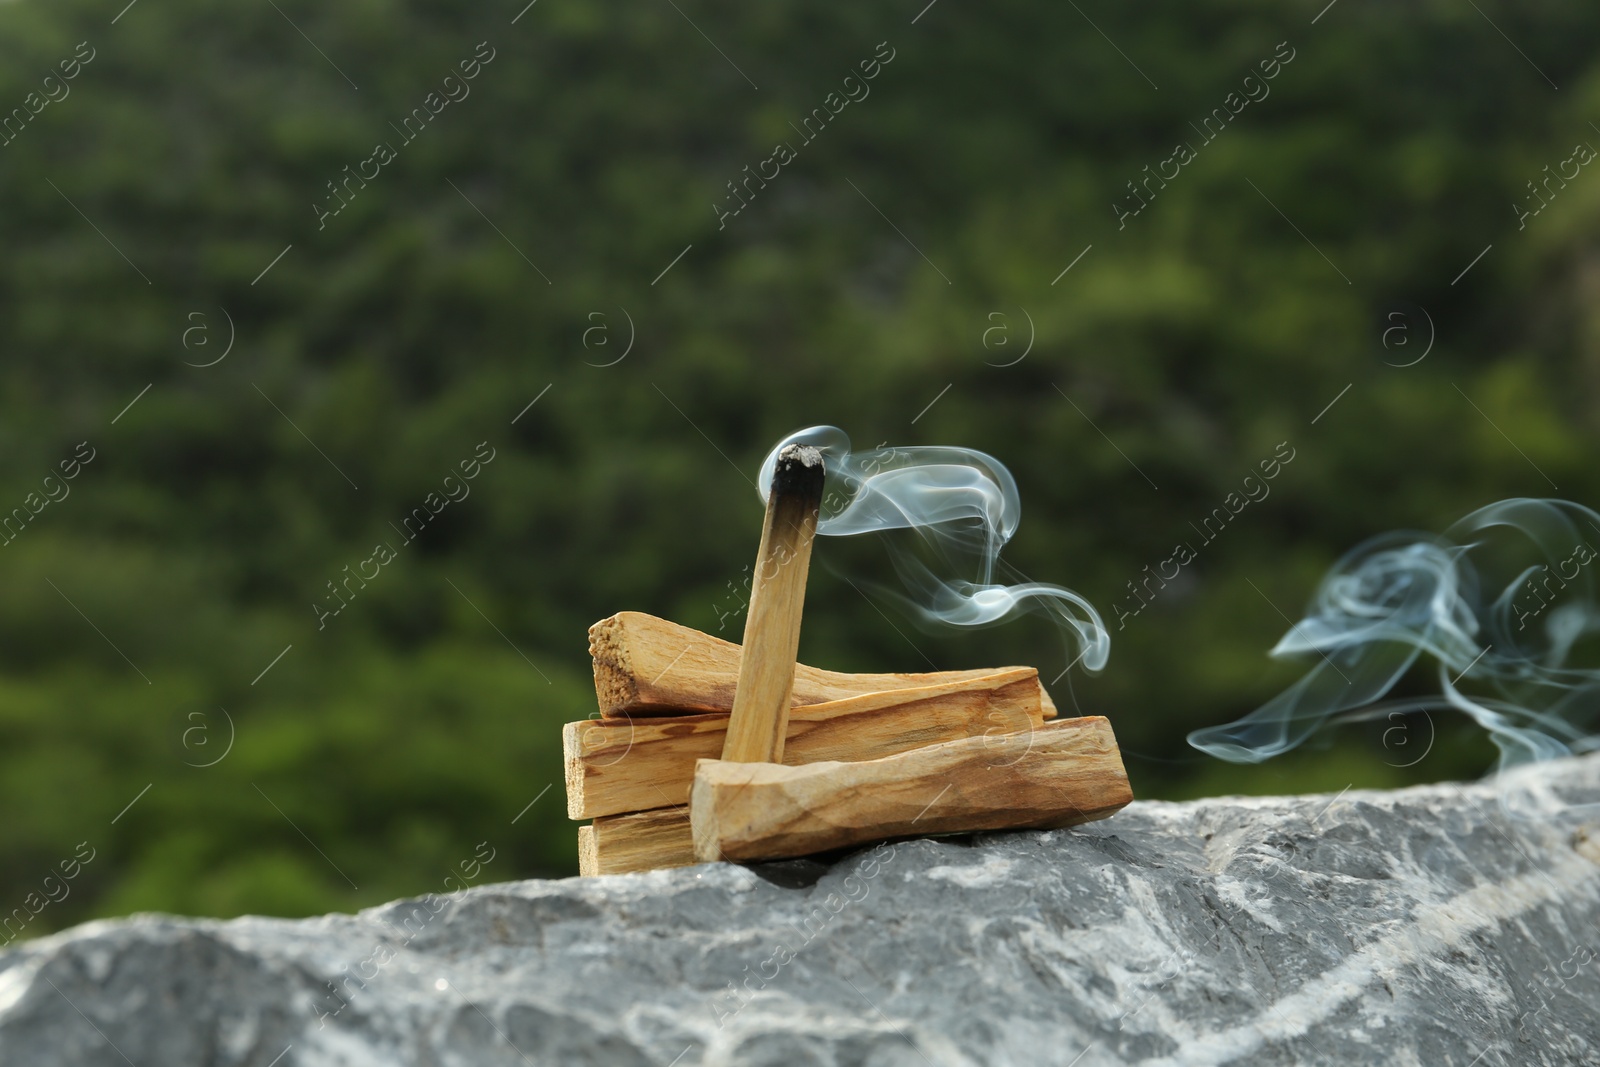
577, 824, 599, 877
588, 615, 639, 714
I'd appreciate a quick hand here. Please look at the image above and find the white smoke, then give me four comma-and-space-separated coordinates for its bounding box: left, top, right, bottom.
1189, 498, 1600, 807
758, 425, 1110, 673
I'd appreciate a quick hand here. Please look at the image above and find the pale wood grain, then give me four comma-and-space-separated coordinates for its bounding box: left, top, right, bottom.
588, 611, 1060, 719
690, 717, 1132, 863
579, 808, 696, 876
565, 669, 1044, 819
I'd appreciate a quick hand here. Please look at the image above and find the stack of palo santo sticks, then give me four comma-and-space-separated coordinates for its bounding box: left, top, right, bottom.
566, 444, 1132, 876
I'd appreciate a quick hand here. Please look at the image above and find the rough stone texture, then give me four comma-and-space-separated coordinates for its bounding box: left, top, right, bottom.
3, 757, 1599, 1067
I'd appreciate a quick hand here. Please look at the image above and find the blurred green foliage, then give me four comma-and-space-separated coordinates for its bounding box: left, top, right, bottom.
2, 0, 1599, 930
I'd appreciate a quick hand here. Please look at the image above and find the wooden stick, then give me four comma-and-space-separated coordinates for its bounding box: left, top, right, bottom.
578, 808, 695, 876
565, 669, 1044, 819
588, 611, 1060, 719
721, 444, 825, 764
690, 717, 1132, 863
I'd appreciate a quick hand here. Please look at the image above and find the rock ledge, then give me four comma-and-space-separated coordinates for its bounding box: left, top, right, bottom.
3, 758, 1599, 1066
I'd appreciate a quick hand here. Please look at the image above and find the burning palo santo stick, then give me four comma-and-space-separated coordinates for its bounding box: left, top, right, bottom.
589, 611, 1060, 719
722, 443, 826, 763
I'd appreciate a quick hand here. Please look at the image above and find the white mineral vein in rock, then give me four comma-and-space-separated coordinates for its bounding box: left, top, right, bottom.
1143, 843, 1600, 1067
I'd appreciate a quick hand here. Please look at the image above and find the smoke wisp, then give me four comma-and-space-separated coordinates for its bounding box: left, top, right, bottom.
1188, 498, 1600, 800
758, 426, 1110, 674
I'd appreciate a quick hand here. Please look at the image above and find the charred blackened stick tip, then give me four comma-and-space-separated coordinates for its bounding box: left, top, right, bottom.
770, 444, 825, 501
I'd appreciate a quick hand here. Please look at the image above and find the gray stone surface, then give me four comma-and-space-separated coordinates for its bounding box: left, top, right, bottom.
3, 757, 1600, 1067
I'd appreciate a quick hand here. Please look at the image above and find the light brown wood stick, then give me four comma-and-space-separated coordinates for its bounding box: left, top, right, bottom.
565, 669, 1044, 820
588, 611, 1060, 720
578, 808, 695, 876
722, 444, 825, 764
690, 717, 1132, 863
